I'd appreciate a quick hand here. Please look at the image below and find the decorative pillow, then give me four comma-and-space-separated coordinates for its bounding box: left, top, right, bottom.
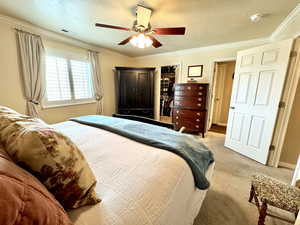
0, 105, 21, 115
0, 144, 73, 225
0, 106, 101, 209
0, 108, 46, 131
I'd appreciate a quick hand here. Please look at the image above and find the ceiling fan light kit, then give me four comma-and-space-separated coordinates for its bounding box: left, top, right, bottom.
130, 33, 153, 48
95, 5, 186, 49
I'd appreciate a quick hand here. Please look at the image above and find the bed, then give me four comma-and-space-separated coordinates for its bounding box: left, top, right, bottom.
52, 121, 214, 225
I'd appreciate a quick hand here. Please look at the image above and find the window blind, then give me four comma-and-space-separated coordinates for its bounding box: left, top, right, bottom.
44, 56, 94, 105
45, 56, 71, 101
70, 60, 93, 99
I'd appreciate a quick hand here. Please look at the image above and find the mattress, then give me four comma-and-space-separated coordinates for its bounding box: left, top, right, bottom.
52, 121, 214, 225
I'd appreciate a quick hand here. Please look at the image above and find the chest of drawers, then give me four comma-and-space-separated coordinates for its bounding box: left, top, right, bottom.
172, 83, 208, 137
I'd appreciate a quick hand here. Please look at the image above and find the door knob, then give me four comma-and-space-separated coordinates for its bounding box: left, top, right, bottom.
230, 106, 235, 109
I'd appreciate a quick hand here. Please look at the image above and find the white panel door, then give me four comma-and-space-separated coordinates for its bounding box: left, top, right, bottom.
225, 39, 293, 164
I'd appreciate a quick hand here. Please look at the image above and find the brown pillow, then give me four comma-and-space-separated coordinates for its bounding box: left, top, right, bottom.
0, 145, 73, 225
0, 106, 101, 209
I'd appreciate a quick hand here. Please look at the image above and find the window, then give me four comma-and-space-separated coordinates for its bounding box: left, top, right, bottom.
44, 56, 94, 107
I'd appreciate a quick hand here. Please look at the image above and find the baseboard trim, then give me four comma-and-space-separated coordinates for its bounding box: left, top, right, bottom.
215, 123, 227, 127
278, 162, 296, 169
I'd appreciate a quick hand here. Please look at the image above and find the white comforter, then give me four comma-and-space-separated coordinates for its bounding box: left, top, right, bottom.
52, 121, 214, 225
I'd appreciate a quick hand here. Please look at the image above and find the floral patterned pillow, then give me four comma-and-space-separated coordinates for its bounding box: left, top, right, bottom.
0, 105, 20, 115
0, 107, 101, 209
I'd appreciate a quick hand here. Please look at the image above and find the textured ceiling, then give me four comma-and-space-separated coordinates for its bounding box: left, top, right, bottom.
0, 0, 298, 57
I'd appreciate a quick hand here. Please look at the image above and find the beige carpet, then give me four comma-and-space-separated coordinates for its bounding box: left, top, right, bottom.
194, 132, 294, 225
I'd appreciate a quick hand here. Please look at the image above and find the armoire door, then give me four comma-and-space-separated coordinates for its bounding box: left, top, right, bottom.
136, 71, 153, 108
119, 71, 137, 108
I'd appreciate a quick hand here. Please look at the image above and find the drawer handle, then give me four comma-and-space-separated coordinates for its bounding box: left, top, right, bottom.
199, 87, 204, 90
176, 110, 179, 113
197, 103, 201, 106
176, 122, 178, 125
198, 98, 202, 101
176, 116, 179, 119
198, 92, 203, 95
197, 112, 200, 116
195, 125, 199, 128
187, 86, 191, 90
196, 119, 200, 122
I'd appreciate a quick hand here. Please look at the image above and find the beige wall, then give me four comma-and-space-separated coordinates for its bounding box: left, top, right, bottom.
0, 21, 133, 124
0, 22, 26, 114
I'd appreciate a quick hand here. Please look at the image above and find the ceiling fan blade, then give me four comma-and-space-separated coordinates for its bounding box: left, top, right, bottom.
148, 36, 162, 48
153, 27, 186, 35
95, 23, 131, 31
136, 5, 152, 28
118, 36, 133, 45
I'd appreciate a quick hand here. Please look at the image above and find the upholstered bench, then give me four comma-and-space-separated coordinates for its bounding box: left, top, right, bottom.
249, 174, 300, 225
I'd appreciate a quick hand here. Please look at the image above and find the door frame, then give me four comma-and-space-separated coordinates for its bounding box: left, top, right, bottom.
154, 62, 182, 120
212, 62, 233, 126
207, 57, 236, 130
268, 37, 300, 167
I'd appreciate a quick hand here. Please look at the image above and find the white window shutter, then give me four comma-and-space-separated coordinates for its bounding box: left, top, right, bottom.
44, 56, 94, 106
45, 56, 71, 101
70, 60, 93, 100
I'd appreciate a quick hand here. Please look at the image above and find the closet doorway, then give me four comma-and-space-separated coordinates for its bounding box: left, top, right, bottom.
159, 65, 178, 123
210, 60, 236, 134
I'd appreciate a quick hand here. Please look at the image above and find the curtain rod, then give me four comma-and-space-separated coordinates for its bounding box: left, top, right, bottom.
14, 28, 100, 53
88, 49, 100, 54
14, 28, 41, 37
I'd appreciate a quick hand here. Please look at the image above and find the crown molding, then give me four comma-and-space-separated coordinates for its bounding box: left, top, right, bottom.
134, 38, 270, 59
270, 3, 300, 41
0, 14, 131, 58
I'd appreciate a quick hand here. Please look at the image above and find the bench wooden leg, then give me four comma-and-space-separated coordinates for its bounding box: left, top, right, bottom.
249, 185, 255, 203
258, 201, 267, 225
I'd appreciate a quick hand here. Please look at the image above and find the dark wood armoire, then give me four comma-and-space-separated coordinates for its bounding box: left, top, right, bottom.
115, 67, 155, 118
172, 83, 209, 137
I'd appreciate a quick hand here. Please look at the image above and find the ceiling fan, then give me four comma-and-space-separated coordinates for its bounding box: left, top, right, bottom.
95, 5, 186, 49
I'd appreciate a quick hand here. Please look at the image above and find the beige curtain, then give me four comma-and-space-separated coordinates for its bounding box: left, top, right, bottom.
16, 30, 45, 117
88, 50, 103, 114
